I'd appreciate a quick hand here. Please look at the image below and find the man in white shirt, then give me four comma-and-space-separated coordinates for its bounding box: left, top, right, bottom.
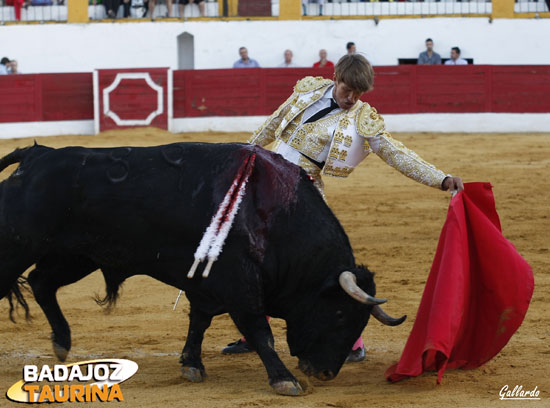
444, 47, 468, 65
278, 49, 298, 68
8, 60, 20, 74
346, 41, 356, 55
0, 57, 11, 75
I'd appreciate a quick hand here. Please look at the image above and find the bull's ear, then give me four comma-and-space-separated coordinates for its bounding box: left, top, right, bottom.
320, 275, 341, 296
352, 266, 376, 290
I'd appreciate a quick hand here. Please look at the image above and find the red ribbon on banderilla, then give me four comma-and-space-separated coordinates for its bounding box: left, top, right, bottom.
173, 153, 257, 310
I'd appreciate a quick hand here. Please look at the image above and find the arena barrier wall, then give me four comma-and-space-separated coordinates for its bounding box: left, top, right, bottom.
93, 68, 172, 133
1, 65, 550, 138
0, 73, 93, 123
173, 66, 550, 117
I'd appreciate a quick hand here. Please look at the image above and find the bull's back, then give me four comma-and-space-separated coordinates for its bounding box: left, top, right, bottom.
1, 142, 347, 267
1, 145, 82, 237
74, 143, 250, 228
0, 142, 356, 301
0, 143, 238, 247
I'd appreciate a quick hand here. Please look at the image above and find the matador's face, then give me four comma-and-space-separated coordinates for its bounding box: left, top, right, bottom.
333, 80, 363, 110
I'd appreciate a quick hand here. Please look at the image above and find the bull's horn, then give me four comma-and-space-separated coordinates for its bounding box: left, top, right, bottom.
338, 271, 387, 305
371, 305, 407, 326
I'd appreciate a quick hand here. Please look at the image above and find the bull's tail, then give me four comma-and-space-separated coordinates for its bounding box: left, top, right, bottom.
94, 269, 124, 311
0, 146, 34, 173
1, 147, 35, 320
6, 277, 31, 323
186, 152, 257, 280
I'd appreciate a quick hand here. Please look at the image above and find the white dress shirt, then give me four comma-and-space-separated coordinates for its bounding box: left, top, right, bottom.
275, 85, 342, 164
278, 62, 299, 68
302, 85, 341, 124
444, 58, 468, 65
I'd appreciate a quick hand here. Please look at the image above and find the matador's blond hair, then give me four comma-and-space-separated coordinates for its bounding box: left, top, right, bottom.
334, 54, 374, 93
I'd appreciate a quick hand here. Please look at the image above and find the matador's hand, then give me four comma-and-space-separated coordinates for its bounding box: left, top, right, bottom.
442, 176, 464, 193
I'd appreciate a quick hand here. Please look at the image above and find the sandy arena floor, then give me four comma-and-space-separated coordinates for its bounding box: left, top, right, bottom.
0, 129, 548, 407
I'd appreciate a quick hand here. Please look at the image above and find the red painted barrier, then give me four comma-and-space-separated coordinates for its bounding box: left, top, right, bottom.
1, 66, 549, 126
96, 68, 170, 132
0, 73, 92, 123
172, 68, 315, 118
173, 65, 550, 117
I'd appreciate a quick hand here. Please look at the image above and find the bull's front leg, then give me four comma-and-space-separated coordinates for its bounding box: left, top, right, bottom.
229, 312, 304, 396
179, 306, 213, 382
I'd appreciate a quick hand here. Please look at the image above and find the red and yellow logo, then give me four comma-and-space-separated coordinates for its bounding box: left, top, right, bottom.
6, 359, 138, 403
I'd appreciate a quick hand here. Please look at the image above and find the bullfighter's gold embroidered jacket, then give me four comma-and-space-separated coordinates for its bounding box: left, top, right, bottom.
248, 76, 447, 192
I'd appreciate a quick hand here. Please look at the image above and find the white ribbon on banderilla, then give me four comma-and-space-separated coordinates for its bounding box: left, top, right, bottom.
173, 153, 257, 310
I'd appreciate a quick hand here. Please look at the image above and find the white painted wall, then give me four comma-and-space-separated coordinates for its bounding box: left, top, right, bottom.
171, 113, 550, 133
2, 113, 550, 140
0, 18, 549, 74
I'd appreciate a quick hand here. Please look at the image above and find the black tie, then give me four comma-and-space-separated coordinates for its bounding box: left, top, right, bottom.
304, 99, 339, 124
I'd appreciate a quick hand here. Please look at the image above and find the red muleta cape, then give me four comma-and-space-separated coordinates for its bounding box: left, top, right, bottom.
385, 182, 534, 384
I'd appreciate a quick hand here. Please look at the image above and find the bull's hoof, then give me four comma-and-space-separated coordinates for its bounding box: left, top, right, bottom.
271, 380, 304, 396
181, 366, 206, 383
53, 342, 69, 362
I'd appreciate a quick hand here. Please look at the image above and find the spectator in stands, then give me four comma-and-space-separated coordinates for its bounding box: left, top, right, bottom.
149, 0, 172, 18
302, 0, 324, 16
444, 47, 468, 65
417, 38, 441, 65
121, 0, 130, 18
178, 0, 205, 18
0, 57, 10, 75
8, 60, 20, 74
11, 0, 25, 21
129, 0, 148, 18
89, 0, 102, 20
278, 49, 298, 68
313, 49, 334, 68
346, 42, 356, 55
103, 0, 121, 18
233, 47, 260, 68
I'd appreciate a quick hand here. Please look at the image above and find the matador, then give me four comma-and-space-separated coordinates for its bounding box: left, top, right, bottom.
222, 54, 464, 360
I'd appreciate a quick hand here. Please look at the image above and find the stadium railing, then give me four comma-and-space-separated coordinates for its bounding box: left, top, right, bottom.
88, 0, 221, 20
303, 0, 492, 18
1, 0, 548, 23
514, 0, 550, 14
0, 1, 67, 22
88, 0, 280, 21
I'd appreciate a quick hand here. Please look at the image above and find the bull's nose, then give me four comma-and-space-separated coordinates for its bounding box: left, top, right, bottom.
298, 359, 314, 376
315, 369, 335, 381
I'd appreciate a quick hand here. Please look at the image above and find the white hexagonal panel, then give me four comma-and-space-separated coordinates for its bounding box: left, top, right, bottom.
103, 73, 164, 126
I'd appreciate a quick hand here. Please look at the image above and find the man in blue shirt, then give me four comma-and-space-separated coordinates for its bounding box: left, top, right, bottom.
417, 38, 441, 65
233, 47, 260, 68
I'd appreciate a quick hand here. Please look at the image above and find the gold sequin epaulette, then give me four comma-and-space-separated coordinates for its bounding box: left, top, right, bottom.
294, 76, 333, 94
355, 102, 386, 137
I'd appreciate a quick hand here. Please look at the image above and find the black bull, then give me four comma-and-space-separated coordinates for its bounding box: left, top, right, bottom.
0, 142, 405, 396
